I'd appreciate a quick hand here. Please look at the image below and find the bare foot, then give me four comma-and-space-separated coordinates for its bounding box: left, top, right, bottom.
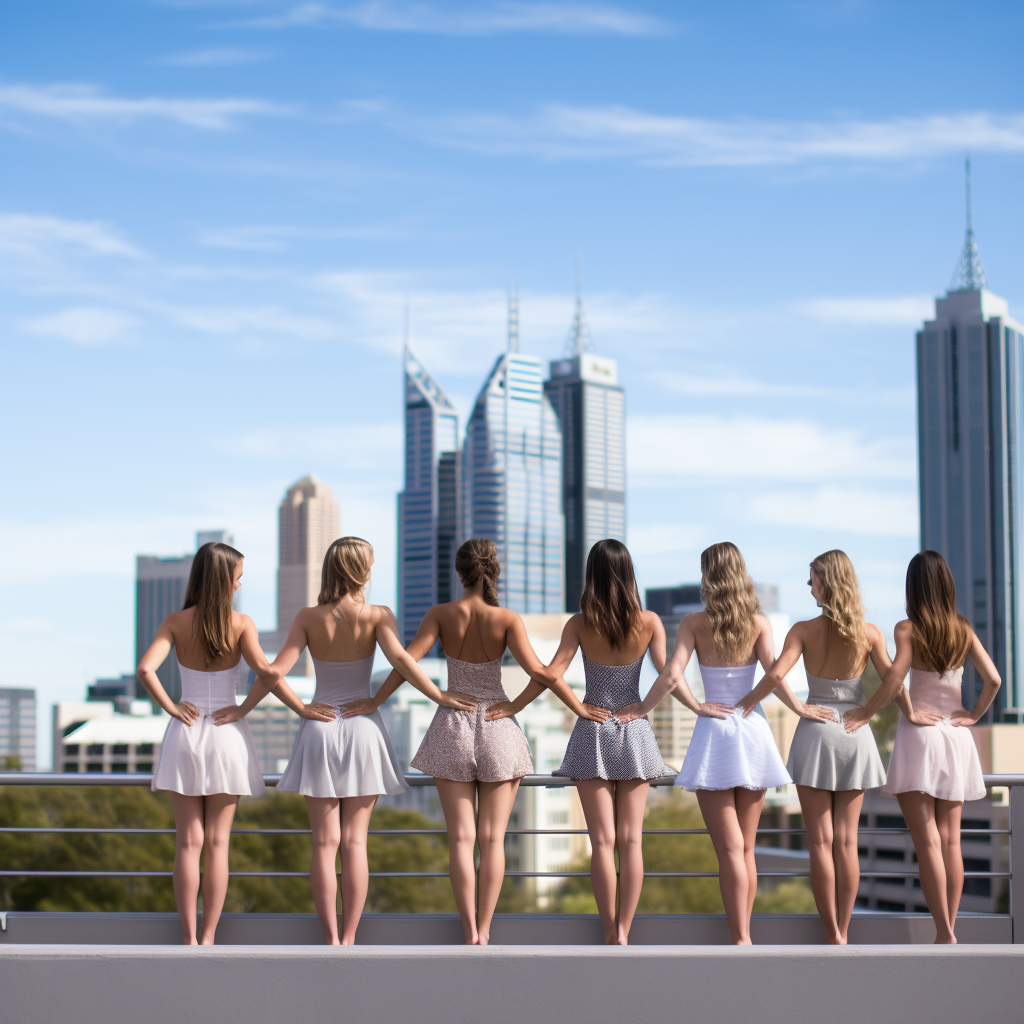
935, 934, 957, 944
603, 933, 617, 945
734, 937, 753, 945
615, 932, 629, 945
825, 934, 846, 945
477, 935, 489, 946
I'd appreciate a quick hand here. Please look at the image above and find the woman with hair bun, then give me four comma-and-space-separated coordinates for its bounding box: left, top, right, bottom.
548, 539, 673, 945
623, 542, 833, 944
357, 537, 610, 945
738, 549, 901, 944
217, 536, 473, 945
139, 541, 285, 944
849, 551, 1000, 944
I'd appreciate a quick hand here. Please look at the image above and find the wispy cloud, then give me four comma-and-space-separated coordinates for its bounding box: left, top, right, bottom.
0, 214, 143, 259
745, 485, 918, 537
794, 294, 934, 326
244, 1, 669, 35
388, 103, 1024, 166
0, 83, 289, 129
156, 47, 270, 67
23, 306, 139, 345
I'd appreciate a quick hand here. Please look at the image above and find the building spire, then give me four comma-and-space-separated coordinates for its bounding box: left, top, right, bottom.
403, 299, 410, 358
567, 254, 592, 356
507, 284, 519, 353
949, 156, 988, 293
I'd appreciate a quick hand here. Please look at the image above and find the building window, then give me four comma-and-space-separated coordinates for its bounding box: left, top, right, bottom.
64, 744, 79, 756
87, 744, 104, 756
876, 815, 906, 830
86, 762, 104, 773
112, 744, 128, 755
137, 744, 154, 756
875, 849, 905, 861
136, 762, 153, 772
63, 762, 79, 772
876, 900, 906, 912
111, 763, 128, 773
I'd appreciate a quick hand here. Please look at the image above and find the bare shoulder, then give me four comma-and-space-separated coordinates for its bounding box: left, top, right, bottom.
369, 603, 396, 624
864, 621, 886, 647
753, 613, 773, 635
642, 610, 662, 629
562, 612, 584, 636
681, 611, 705, 631
232, 611, 256, 632
893, 618, 913, 639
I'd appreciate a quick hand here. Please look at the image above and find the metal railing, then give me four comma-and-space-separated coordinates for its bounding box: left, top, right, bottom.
1, 773, 1020, 903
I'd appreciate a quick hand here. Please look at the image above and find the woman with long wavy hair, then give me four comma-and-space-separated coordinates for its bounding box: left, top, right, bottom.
352, 537, 610, 945
216, 536, 474, 945
847, 551, 1000, 943
622, 542, 832, 944
139, 541, 298, 944
739, 550, 911, 944
548, 539, 672, 945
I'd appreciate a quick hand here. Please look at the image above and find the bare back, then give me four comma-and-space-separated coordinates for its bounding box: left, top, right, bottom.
800, 616, 872, 679
166, 608, 247, 673
434, 597, 517, 663
575, 611, 659, 666
301, 596, 381, 663
688, 610, 766, 668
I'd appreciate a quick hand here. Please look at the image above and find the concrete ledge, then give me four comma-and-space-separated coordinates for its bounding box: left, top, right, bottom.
0, 910, 1012, 945
1, 944, 1020, 1024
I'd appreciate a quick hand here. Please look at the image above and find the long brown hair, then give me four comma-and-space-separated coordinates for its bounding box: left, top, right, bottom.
700, 542, 761, 660
810, 549, 870, 657
183, 542, 243, 664
906, 550, 973, 673
455, 538, 500, 606
580, 539, 643, 648
319, 537, 373, 604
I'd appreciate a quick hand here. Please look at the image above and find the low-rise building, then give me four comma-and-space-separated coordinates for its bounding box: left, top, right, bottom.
61, 705, 167, 773
0, 687, 36, 771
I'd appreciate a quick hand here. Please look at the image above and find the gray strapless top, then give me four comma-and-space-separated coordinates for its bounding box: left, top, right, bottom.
805, 673, 866, 706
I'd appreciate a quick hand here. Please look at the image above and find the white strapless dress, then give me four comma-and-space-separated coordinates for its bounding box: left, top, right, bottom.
277, 654, 407, 798
151, 660, 266, 797
674, 664, 792, 792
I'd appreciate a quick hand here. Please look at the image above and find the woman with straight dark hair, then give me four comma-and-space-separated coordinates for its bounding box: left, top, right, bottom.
217, 536, 472, 945
548, 538, 672, 945
621, 542, 832, 944
847, 550, 1000, 943
139, 541, 294, 944
349, 537, 610, 945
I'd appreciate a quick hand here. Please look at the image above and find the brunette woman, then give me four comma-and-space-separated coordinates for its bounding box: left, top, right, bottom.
738, 550, 903, 944
216, 536, 474, 945
623, 542, 833, 944
350, 537, 610, 945
139, 541, 295, 945
546, 539, 672, 945
846, 550, 1000, 944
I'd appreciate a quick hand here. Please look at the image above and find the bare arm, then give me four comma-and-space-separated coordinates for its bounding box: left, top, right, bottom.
136, 618, 198, 724
646, 613, 667, 675
952, 633, 1002, 725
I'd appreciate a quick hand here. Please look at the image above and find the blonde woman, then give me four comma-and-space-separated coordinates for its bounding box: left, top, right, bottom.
620, 542, 831, 944
352, 538, 610, 945
738, 550, 895, 944
139, 541, 290, 945
215, 537, 475, 945
848, 551, 1000, 943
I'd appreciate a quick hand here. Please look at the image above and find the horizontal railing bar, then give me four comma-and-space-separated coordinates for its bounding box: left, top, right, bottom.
3, 772, 1023, 788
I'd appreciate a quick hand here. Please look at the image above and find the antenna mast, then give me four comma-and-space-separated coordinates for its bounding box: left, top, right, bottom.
949, 156, 988, 292
508, 285, 519, 353
567, 253, 592, 356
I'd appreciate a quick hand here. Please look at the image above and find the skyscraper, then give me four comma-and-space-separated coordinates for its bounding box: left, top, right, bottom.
462, 295, 565, 613
917, 160, 1023, 721
268, 475, 341, 676
545, 274, 626, 611
0, 688, 36, 771
397, 344, 460, 644
136, 551, 193, 702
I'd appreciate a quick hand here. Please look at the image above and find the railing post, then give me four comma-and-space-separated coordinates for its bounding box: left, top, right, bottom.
1012, 784, 1022, 943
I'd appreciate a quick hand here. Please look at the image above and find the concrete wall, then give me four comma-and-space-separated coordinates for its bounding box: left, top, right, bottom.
1, 944, 1020, 1024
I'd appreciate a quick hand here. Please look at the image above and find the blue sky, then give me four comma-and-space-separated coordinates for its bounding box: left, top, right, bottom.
2, 0, 1022, 765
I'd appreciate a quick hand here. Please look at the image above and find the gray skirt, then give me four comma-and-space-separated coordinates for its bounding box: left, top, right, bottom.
786, 700, 886, 791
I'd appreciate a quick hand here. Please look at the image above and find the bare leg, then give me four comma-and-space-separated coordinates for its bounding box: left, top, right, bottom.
698, 789, 750, 944
475, 779, 521, 945
897, 792, 955, 943
735, 788, 766, 926
198, 794, 239, 945
797, 785, 840, 943
832, 789, 864, 943
935, 799, 964, 933
576, 779, 618, 943
613, 779, 650, 944
338, 795, 378, 945
170, 793, 205, 945
305, 796, 342, 944
436, 779, 480, 944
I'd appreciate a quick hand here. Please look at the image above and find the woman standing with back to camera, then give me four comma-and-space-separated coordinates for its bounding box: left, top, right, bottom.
139, 541, 286, 945
218, 536, 475, 945
847, 550, 1001, 944
359, 538, 610, 945
550, 539, 672, 946
624, 542, 832, 944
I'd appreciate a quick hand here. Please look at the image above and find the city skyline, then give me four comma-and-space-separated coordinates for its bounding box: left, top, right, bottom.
3, 1, 1023, 768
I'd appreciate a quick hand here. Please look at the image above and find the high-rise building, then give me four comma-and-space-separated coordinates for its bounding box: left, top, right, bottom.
0, 688, 36, 771
397, 344, 460, 645
135, 529, 238, 702
916, 160, 1022, 721
262, 475, 341, 676
545, 276, 626, 612
462, 297, 565, 614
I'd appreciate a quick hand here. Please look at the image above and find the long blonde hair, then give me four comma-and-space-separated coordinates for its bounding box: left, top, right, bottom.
319, 537, 373, 604
809, 549, 871, 657
700, 542, 761, 660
